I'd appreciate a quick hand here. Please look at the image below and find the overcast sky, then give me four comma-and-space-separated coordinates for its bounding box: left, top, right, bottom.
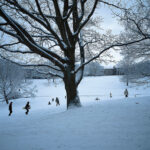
95, 4, 124, 68
96, 3, 124, 34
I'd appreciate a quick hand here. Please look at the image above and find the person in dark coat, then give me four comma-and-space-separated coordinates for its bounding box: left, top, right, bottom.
110, 92, 112, 98
8, 102, 13, 116
124, 89, 129, 98
48, 101, 51, 105
24, 101, 31, 115
55, 97, 60, 106
95, 97, 100, 101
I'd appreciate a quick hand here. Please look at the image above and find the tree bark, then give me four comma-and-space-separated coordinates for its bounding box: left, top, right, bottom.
64, 72, 81, 108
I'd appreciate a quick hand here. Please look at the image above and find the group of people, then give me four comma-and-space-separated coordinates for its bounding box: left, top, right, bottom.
8, 101, 31, 116
48, 97, 60, 106
8, 90, 129, 116
8, 97, 60, 116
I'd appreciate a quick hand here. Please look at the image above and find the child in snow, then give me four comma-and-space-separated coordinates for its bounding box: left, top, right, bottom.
8, 102, 13, 116
95, 97, 100, 101
110, 92, 112, 98
124, 89, 128, 98
55, 97, 60, 106
48, 101, 51, 105
24, 101, 31, 115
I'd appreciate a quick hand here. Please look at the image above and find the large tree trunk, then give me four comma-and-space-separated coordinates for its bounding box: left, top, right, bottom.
63, 47, 82, 108
64, 73, 81, 108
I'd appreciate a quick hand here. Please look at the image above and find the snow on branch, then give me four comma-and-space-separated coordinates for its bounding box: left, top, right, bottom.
0, 54, 61, 72
0, 7, 67, 70
3, 0, 67, 50
76, 31, 85, 86
0, 26, 20, 39
98, 0, 127, 11
0, 42, 20, 47
74, 0, 98, 36
75, 37, 149, 74
0, 47, 34, 54
36, 69, 63, 79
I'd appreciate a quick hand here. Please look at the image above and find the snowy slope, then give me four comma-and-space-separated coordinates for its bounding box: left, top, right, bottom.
0, 76, 150, 150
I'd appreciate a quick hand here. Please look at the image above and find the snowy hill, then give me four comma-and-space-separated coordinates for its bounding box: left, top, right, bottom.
0, 76, 150, 150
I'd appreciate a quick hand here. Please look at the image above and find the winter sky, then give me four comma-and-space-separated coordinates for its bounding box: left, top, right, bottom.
95, 4, 124, 67
96, 4, 124, 34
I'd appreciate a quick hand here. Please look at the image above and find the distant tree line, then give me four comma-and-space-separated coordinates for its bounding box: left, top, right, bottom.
119, 60, 150, 86
25, 62, 122, 78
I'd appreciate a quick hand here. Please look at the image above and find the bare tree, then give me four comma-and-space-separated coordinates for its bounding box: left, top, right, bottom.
116, 0, 150, 84
119, 0, 150, 60
119, 58, 150, 86
0, 0, 148, 108
0, 59, 25, 104
118, 55, 135, 86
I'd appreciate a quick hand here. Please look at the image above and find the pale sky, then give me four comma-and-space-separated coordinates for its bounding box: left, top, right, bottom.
95, 4, 124, 68
96, 3, 124, 34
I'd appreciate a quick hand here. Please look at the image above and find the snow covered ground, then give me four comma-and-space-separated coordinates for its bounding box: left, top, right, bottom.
0, 76, 150, 150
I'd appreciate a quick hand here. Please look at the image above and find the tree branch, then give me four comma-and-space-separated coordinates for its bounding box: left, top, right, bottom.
74, 0, 98, 36
36, 69, 63, 79
75, 37, 148, 74
0, 54, 61, 72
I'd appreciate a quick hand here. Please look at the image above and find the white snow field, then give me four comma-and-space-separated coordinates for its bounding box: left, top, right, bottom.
0, 76, 150, 150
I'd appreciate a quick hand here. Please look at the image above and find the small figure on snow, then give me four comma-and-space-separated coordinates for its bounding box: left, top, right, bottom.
124, 89, 128, 98
55, 97, 60, 106
52, 98, 54, 102
8, 102, 13, 116
110, 92, 112, 98
24, 101, 31, 115
95, 97, 100, 101
48, 101, 51, 105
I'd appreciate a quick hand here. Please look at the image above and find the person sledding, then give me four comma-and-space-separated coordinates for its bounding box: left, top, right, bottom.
24, 101, 31, 115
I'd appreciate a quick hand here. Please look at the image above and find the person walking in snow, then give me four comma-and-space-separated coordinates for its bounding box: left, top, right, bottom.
24, 101, 31, 115
124, 89, 128, 98
55, 97, 60, 106
8, 102, 13, 116
110, 92, 112, 98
